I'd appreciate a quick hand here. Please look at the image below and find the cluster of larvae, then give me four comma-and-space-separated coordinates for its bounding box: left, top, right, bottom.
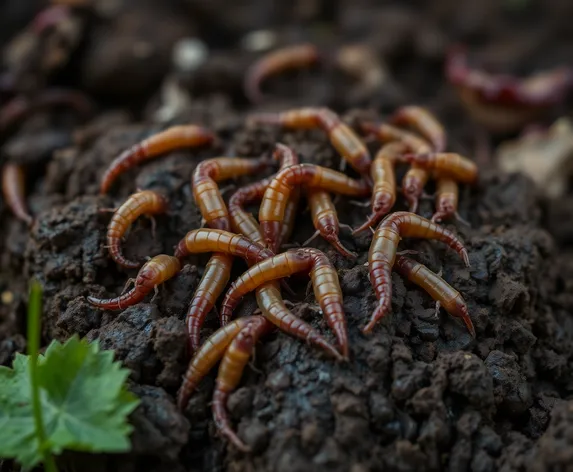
3, 39, 568, 453
84, 105, 476, 452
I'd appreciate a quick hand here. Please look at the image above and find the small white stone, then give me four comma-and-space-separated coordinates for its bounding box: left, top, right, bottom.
172, 38, 208, 72
153, 78, 191, 123
241, 30, 277, 52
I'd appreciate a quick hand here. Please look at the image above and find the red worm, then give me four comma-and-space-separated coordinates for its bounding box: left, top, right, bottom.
244, 43, 320, 103
220, 248, 349, 358
2, 164, 33, 225
212, 316, 273, 451
360, 122, 432, 154
106, 190, 168, 268
226, 157, 338, 359
391, 107, 446, 211
248, 108, 371, 177
174, 229, 274, 267
360, 121, 434, 212
446, 45, 573, 108
394, 255, 475, 337
100, 125, 214, 194
186, 253, 233, 354
401, 152, 478, 184
432, 176, 459, 223
306, 188, 356, 258
228, 178, 270, 244
228, 145, 299, 246
190, 156, 269, 351
445, 45, 573, 133
192, 156, 270, 231
259, 144, 370, 251
87, 255, 181, 310
227, 180, 335, 358
177, 316, 257, 410
365, 212, 470, 333
256, 281, 342, 360
176, 228, 273, 341
390, 106, 447, 152
352, 142, 408, 234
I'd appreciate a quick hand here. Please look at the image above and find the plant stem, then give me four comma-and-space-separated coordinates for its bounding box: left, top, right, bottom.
27, 280, 58, 472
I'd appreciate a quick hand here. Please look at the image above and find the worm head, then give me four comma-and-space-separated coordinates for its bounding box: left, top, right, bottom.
402, 182, 422, 212
321, 225, 357, 259
154, 192, 170, 212
320, 224, 337, 241
292, 248, 314, 265
234, 329, 256, 352
135, 265, 154, 285
448, 297, 475, 338
438, 199, 455, 216
372, 193, 393, 216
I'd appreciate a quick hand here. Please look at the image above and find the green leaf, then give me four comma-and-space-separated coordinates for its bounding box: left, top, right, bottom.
0, 354, 40, 467
0, 336, 140, 468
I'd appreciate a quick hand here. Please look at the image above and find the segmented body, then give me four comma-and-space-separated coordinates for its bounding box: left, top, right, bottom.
2, 164, 33, 225
228, 184, 333, 357
259, 146, 371, 251
360, 122, 431, 153
228, 145, 299, 245
255, 282, 341, 359
393, 255, 475, 336
229, 178, 269, 243
307, 188, 355, 258
432, 177, 459, 223
390, 106, 447, 152
352, 142, 406, 234
220, 248, 348, 358
392, 107, 446, 210
106, 190, 168, 268
360, 121, 434, 212
212, 316, 273, 451
362, 116, 468, 218
189, 157, 268, 350
226, 154, 339, 358
249, 108, 371, 176
279, 190, 300, 245
244, 43, 320, 103
177, 316, 256, 410
100, 125, 214, 194
87, 255, 181, 310
174, 229, 273, 265
177, 228, 272, 346
402, 167, 430, 212
230, 181, 301, 247
366, 212, 470, 333
186, 253, 232, 353
192, 156, 270, 230
402, 152, 478, 184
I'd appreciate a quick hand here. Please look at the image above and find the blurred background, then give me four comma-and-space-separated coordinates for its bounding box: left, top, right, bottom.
2, 0, 572, 107
3, 0, 573, 239
3, 3, 573, 471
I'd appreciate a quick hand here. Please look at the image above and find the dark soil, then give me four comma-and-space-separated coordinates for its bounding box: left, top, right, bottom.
2, 0, 573, 471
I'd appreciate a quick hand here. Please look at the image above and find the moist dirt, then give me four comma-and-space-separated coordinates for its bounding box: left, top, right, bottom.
1, 0, 573, 471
